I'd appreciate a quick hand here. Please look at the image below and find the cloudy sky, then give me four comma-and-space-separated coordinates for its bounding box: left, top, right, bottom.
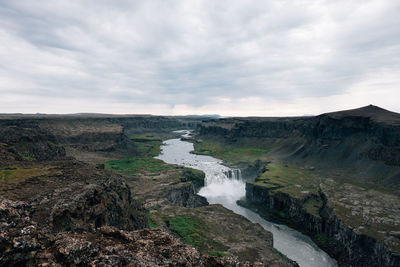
0, 0, 399, 116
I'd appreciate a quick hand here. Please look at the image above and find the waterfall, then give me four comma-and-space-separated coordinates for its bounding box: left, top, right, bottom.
235, 169, 242, 180
222, 168, 242, 180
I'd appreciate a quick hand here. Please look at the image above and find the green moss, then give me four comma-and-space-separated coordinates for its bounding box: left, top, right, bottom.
168, 216, 207, 249
303, 198, 323, 218
0, 170, 13, 181
251, 162, 320, 199
134, 140, 163, 157
147, 213, 158, 228
208, 250, 228, 257
105, 157, 171, 175
166, 215, 230, 255
193, 140, 269, 166
0, 166, 49, 182
130, 134, 162, 142
20, 152, 34, 161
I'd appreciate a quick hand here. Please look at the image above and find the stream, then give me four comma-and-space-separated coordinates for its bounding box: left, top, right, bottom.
155, 130, 337, 267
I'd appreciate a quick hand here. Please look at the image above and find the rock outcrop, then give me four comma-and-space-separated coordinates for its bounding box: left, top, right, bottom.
0, 197, 250, 266
166, 183, 209, 208
242, 183, 400, 266
1, 197, 288, 266
50, 177, 148, 232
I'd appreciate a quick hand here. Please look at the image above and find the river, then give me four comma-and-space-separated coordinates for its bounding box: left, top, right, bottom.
155, 130, 337, 267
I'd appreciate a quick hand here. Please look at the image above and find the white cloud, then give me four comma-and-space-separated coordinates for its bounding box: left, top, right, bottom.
0, 0, 399, 115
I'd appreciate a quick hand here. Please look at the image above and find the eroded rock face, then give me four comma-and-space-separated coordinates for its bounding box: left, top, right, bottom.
0, 124, 66, 161
166, 183, 209, 208
243, 183, 400, 267
50, 177, 148, 232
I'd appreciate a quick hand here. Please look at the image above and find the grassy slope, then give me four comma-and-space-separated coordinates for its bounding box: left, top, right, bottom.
166, 215, 228, 256
105, 133, 171, 176
252, 162, 320, 198
0, 165, 51, 182
193, 139, 269, 166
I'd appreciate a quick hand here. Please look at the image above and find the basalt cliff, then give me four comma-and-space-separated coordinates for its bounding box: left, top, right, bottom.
196, 105, 400, 266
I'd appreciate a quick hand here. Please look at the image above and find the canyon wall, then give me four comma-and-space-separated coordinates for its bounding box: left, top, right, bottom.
243, 183, 400, 266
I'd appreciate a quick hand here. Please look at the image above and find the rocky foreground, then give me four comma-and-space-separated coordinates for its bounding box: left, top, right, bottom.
0, 197, 266, 266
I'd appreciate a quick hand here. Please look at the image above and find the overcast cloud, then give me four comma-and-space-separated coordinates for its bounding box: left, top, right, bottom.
0, 0, 399, 116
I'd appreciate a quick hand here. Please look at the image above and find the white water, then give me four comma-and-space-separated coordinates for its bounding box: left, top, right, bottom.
156, 130, 337, 267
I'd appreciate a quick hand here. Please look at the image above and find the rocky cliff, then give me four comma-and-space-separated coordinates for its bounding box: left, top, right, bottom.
242, 183, 400, 266
166, 183, 209, 208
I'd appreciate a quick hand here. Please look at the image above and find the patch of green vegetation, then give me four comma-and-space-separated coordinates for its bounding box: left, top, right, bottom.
303, 198, 323, 218
135, 140, 162, 157
193, 140, 269, 166
0, 166, 49, 182
211, 239, 225, 247
105, 157, 171, 175
20, 152, 34, 161
0, 170, 13, 181
147, 213, 158, 228
183, 167, 204, 177
251, 162, 320, 199
208, 250, 228, 257
168, 216, 208, 249
166, 215, 229, 255
130, 134, 162, 142
273, 248, 284, 257
129, 134, 163, 158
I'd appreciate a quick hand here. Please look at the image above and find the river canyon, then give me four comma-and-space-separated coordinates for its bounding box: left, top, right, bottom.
156, 130, 337, 267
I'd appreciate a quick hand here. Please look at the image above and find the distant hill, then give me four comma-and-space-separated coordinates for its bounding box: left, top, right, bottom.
323, 105, 400, 124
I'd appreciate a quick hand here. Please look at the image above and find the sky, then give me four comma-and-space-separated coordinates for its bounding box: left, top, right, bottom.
0, 0, 399, 116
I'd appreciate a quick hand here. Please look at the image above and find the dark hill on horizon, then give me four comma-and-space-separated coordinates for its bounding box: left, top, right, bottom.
323, 105, 400, 125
